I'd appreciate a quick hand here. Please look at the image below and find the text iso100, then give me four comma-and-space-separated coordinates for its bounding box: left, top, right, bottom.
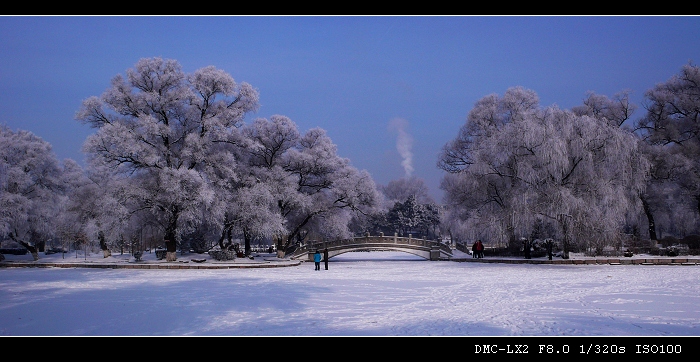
636, 345, 681, 354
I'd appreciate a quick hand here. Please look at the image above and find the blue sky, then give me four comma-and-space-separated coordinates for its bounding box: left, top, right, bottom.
2, 16, 700, 201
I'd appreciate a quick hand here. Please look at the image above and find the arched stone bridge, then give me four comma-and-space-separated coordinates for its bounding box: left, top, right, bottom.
289, 233, 453, 261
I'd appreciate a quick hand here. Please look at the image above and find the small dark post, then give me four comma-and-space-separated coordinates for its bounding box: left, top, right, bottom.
523, 238, 531, 259
324, 248, 329, 270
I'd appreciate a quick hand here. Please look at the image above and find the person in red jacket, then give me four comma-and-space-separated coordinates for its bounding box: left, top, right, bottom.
475, 240, 484, 258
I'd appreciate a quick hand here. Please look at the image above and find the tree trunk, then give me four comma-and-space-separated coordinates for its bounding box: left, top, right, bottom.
640, 194, 657, 241
9, 233, 39, 261
558, 214, 571, 259
243, 229, 252, 256
164, 207, 179, 261
164, 229, 177, 262
279, 214, 315, 256
275, 235, 286, 258
218, 214, 235, 250
218, 227, 228, 249
282, 234, 294, 256
98, 231, 112, 258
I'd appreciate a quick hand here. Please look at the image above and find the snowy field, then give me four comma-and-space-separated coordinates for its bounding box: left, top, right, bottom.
1, 250, 699, 340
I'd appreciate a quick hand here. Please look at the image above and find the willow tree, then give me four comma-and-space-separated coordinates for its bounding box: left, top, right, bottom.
636, 63, 700, 235
439, 86, 649, 257
76, 57, 259, 261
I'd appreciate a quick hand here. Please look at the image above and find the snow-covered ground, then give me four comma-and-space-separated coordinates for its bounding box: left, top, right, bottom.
0, 249, 699, 338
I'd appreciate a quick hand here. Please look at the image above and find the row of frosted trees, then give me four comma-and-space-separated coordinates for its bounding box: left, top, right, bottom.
3, 58, 699, 261
438, 63, 700, 257
1, 58, 386, 261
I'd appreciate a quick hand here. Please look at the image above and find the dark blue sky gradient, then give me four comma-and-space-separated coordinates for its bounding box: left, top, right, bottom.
2, 16, 699, 201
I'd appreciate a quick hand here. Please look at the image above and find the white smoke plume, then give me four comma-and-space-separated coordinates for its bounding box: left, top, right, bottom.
388, 117, 414, 178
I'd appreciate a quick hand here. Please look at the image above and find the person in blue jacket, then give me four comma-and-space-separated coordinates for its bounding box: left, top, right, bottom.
313, 250, 321, 270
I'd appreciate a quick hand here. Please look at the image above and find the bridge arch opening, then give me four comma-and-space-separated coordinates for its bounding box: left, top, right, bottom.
326, 248, 430, 260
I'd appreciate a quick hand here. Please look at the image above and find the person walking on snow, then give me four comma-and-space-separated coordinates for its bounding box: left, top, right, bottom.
313, 250, 321, 270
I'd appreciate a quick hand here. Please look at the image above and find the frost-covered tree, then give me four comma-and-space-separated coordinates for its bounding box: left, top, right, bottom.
236, 115, 300, 254
0, 125, 69, 260
439, 87, 649, 257
60, 160, 132, 257
282, 128, 381, 253
571, 89, 698, 243
636, 63, 700, 235
571, 91, 659, 243
76, 57, 259, 261
630, 141, 689, 241
571, 90, 636, 128
219, 178, 286, 256
439, 87, 543, 248
52, 159, 86, 255
379, 176, 434, 205
385, 194, 440, 239
366, 176, 440, 239
241, 116, 381, 256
